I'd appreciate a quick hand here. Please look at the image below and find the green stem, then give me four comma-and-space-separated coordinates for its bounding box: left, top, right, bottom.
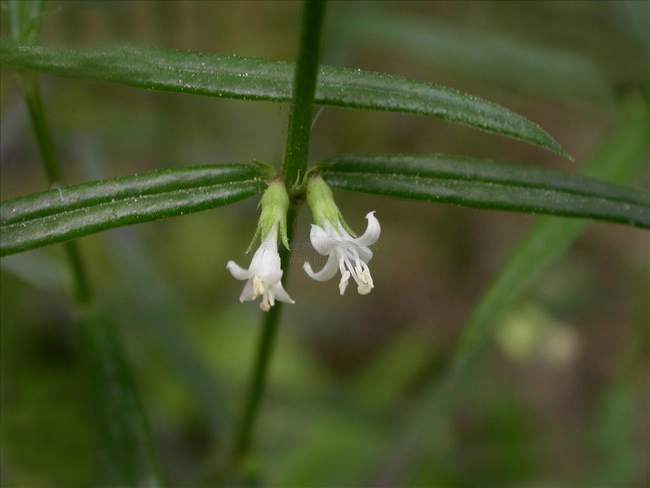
232, 0, 326, 469
23, 78, 60, 183
233, 208, 296, 462
282, 0, 326, 188
23, 77, 93, 305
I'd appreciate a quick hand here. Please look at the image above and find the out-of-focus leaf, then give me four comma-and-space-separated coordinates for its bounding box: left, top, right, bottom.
588, 269, 649, 486
374, 99, 649, 483
271, 415, 385, 487
335, 12, 611, 103
588, 385, 640, 486
351, 329, 436, 411
610, 1, 650, 60
79, 309, 163, 487
0, 251, 64, 291
0, 41, 570, 158
8, 0, 43, 43
106, 230, 226, 437
319, 154, 650, 229
0, 164, 266, 256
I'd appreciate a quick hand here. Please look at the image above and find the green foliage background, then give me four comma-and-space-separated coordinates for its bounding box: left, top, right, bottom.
1, 1, 648, 486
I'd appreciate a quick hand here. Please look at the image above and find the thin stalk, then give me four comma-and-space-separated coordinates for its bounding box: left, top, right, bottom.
23, 79, 61, 183
10, 4, 162, 485
22, 77, 162, 485
10, 0, 91, 307
232, 0, 326, 468
282, 0, 326, 187
23, 78, 93, 305
233, 208, 296, 462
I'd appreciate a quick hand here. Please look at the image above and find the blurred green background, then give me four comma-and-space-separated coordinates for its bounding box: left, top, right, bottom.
1, 1, 649, 486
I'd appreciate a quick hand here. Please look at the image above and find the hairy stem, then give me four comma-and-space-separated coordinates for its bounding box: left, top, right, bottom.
282, 0, 326, 187
23, 78, 93, 305
232, 0, 326, 469
233, 207, 296, 462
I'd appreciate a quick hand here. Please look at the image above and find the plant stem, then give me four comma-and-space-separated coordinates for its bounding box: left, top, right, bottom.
232, 0, 326, 468
23, 77, 93, 305
282, 0, 326, 188
233, 207, 296, 462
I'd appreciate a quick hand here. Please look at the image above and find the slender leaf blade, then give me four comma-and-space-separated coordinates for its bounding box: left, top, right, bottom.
0, 41, 569, 158
0, 164, 266, 256
1, 163, 265, 224
319, 154, 650, 229
80, 309, 163, 487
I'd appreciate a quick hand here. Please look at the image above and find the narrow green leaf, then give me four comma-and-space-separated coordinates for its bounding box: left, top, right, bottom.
0, 41, 569, 158
319, 154, 650, 229
0, 164, 266, 256
80, 309, 163, 487
2, 163, 265, 224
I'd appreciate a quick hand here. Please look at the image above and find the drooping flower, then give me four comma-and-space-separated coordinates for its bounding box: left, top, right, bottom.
226, 180, 294, 311
227, 222, 294, 311
303, 176, 381, 295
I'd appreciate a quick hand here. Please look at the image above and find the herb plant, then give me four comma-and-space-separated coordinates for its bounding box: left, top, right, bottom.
1, 0, 648, 486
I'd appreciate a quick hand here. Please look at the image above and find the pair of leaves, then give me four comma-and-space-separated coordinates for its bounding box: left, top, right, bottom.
1, 154, 647, 256
1, 41, 647, 257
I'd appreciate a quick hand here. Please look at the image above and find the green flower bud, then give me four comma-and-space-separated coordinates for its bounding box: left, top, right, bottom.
306, 176, 353, 235
248, 180, 290, 252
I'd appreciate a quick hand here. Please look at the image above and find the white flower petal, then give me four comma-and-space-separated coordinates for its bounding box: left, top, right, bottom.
227, 221, 293, 310
303, 253, 339, 282
306, 209, 380, 296
260, 268, 283, 283
358, 246, 373, 263
226, 260, 251, 280
239, 280, 255, 302
354, 211, 380, 247
310, 224, 338, 255
250, 238, 280, 272
273, 282, 295, 304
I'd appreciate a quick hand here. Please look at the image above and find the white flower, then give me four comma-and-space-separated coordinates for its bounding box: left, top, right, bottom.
304, 211, 380, 295
226, 224, 294, 311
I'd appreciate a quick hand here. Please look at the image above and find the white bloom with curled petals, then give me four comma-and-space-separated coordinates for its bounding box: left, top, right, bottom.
227, 223, 294, 311
304, 211, 380, 295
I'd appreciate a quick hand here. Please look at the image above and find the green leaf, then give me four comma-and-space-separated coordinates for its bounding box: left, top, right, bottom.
0, 40, 569, 158
0, 164, 266, 256
79, 309, 163, 487
318, 154, 650, 229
